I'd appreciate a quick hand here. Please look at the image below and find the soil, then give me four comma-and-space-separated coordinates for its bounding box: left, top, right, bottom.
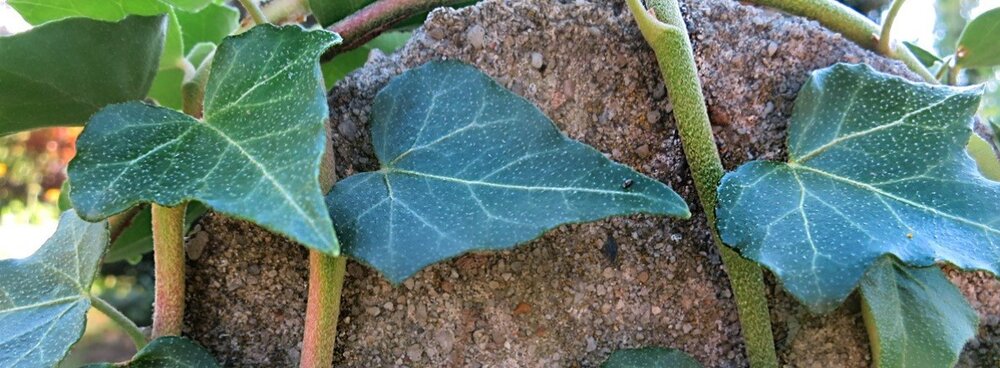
183, 0, 1000, 366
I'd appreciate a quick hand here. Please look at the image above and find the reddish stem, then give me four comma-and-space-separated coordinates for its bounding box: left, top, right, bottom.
322, 0, 471, 61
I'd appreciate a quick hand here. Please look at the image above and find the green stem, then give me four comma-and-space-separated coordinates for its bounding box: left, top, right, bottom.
744, 0, 936, 83
238, 0, 269, 25
299, 253, 347, 368
878, 0, 906, 56
627, 1, 778, 366
91, 295, 148, 350
151, 203, 187, 338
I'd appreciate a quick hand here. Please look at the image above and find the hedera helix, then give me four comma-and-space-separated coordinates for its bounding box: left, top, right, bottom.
3, 0, 1000, 367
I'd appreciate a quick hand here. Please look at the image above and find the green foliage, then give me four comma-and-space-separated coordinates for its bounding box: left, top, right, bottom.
148, 10, 188, 110
716, 63, 993, 313
321, 31, 412, 89
860, 257, 977, 368
956, 7, 1000, 68
902, 41, 943, 68
327, 61, 689, 282
0, 16, 165, 136
106, 203, 208, 265
601, 347, 701, 368
969, 135, 1000, 181
0, 210, 107, 368
176, 3, 240, 54
8, 0, 169, 23
68, 25, 343, 255
83, 336, 219, 368
309, 0, 373, 27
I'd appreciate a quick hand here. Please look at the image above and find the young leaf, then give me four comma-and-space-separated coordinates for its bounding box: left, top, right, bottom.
860, 257, 977, 368
0, 16, 165, 136
176, 3, 240, 54
0, 210, 108, 368
69, 26, 343, 255
326, 61, 690, 282
83, 336, 220, 368
716, 63, 994, 313
601, 347, 702, 368
956, 7, 1000, 68
902, 41, 943, 68
8, 0, 168, 24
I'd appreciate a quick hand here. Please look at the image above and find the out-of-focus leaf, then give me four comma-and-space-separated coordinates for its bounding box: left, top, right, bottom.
83, 336, 220, 368
969, 134, 1000, 181
176, 3, 239, 54
8, 0, 168, 24
147, 9, 189, 110
956, 7, 1000, 68
105, 203, 208, 264
903, 41, 943, 68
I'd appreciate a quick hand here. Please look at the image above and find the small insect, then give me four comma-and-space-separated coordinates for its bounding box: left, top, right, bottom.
906, 232, 914, 239
622, 178, 634, 190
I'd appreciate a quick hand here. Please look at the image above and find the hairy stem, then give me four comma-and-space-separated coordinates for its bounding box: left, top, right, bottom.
627, 0, 778, 366
322, 0, 471, 61
300, 253, 348, 368
745, 0, 936, 83
91, 295, 148, 350
878, 0, 906, 55
238, 0, 269, 25
151, 203, 187, 338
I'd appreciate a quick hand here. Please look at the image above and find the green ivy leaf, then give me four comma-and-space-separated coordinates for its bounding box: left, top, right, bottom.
147, 9, 188, 110
105, 203, 209, 265
0, 16, 165, 136
68, 25, 343, 255
0, 210, 108, 368
8, 0, 169, 24
956, 7, 1000, 68
320, 31, 411, 90
327, 61, 690, 282
176, 3, 240, 54
716, 63, 994, 313
902, 41, 943, 68
162, 0, 212, 12
860, 257, 978, 368
600, 347, 702, 368
969, 135, 1000, 181
83, 336, 220, 368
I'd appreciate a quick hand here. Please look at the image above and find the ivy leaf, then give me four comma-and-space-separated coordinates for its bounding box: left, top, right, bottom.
326, 61, 690, 282
83, 336, 220, 368
8, 0, 169, 24
176, 3, 240, 54
147, 9, 188, 110
956, 7, 1000, 68
320, 31, 411, 90
69, 26, 343, 255
161, 0, 212, 12
0, 210, 108, 368
716, 63, 994, 313
600, 347, 702, 368
902, 41, 942, 68
0, 16, 165, 136
860, 257, 977, 368
969, 135, 1000, 181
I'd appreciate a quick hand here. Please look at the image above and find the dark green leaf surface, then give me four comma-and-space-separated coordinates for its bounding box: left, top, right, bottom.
717, 63, 995, 313
8, 0, 168, 24
902, 41, 943, 68
601, 347, 701, 368
956, 7, 1000, 68
860, 257, 977, 368
0, 210, 107, 368
176, 3, 239, 54
84, 337, 220, 368
327, 61, 690, 282
0, 16, 165, 136
69, 26, 342, 255
320, 31, 411, 90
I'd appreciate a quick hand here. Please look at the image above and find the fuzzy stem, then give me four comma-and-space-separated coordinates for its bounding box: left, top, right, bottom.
878, 0, 906, 55
745, 0, 936, 83
151, 203, 187, 338
238, 0, 269, 25
300, 253, 348, 368
627, 1, 778, 366
321, 0, 471, 61
91, 295, 148, 350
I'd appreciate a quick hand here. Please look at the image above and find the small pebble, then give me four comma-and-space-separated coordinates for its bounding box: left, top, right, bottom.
638, 271, 650, 283
406, 344, 423, 361
513, 302, 532, 315
602, 267, 615, 278
586, 336, 597, 352
365, 306, 381, 316
467, 25, 486, 49
646, 110, 661, 124
530, 52, 544, 70
651, 306, 662, 315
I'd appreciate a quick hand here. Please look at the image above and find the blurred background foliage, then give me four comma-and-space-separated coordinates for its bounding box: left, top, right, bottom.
0, 0, 998, 365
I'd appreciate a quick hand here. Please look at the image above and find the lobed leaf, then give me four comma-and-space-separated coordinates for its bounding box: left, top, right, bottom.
600, 347, 702, 368
327, 61, 690, 282
69, 25, 342, 255
956, 7, 1000, 68
84, 336, 220, 368
0, 211, 108, 368
717, 63, 996, 313
860, 257, 977, 368
0, 16, 165, 136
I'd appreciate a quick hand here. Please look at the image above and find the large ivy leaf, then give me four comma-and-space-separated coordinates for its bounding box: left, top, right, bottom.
0, 210, 108, 368
176, 3, 239, 54
84, 336, 220, 368
860, 257, 977, 368
326, 61, 690, 282
69, 26, 343, 255
600, 347, 702, 368
716, 63, 995, 313
8, 0, 168, 24
0, 16, 165, 136
956, 7, 1000, 68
